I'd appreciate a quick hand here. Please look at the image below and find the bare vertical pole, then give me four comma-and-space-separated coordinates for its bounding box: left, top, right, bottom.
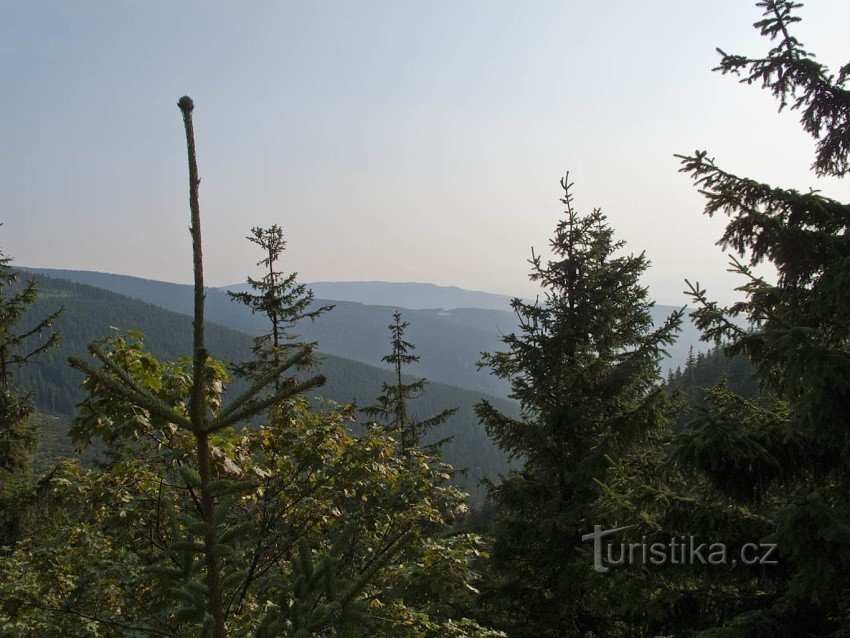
178, 95, 226, 638
178, 95, 208, 422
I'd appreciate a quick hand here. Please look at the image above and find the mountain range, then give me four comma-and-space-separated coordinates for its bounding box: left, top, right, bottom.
263, 280, 518, 312
23, 269, 706, 397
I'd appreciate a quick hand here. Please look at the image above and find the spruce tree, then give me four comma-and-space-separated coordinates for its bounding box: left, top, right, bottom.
363, 310, 457, 456
476, 174, 682, 637
0, 246, 61, 546
228, 225, 332, 390
0, 247, 62, 393
672, 1, 850, 633
69, 97, 326, 637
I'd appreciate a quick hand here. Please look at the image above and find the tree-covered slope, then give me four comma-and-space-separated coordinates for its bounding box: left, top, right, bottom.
22, 268, 513, 395
22, 268, 705, 393
667, 346, 758, 405
16, 273, 513, 500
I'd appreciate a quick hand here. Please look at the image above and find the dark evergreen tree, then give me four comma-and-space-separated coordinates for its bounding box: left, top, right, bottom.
475, 174, 682, 637
228, 225, 332, 390
363, 310, 457, 456
671, 1, 850, 633
0, 245, 61, 546
0, 249, 62, 393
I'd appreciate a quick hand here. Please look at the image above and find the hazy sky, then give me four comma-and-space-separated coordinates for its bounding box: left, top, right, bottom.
2, 1, 848, 305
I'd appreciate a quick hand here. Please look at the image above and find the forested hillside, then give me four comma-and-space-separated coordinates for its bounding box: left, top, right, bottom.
16, 272, 512, 499
23, 268, 704, 391
667, 346, 757, 403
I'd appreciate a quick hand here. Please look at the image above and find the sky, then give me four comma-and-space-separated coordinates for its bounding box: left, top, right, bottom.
1, 1, 848, 306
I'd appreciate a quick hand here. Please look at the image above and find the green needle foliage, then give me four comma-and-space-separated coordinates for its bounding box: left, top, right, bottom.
227, 225, 332, 390
0, 244, 61, 546
594, 3, 850, 635
475, 174, 682, 637
363, 310, 457, 457
0, 245, 62, 394
712, 0, 850, 178
667, 1, 850, 633
2, 334, 500, 636
0, 393, 36, 547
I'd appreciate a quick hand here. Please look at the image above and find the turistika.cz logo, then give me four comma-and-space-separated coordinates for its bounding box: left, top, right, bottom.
581, 525, 779, 574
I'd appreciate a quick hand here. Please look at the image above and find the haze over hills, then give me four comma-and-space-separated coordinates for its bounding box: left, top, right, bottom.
22, 269, 707, 394
227, 280, 519, 311
22, 268, 511, 395
17, 272, 514, 501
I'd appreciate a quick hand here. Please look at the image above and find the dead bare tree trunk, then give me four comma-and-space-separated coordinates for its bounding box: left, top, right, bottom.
178, 95, 227, 638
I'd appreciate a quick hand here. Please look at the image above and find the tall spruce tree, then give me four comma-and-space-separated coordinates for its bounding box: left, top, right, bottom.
69, 97, 328, 637
475, 174, 682, 637
363, 310, 457, 456
0, 245, 61, 546
228, 225, 332, 391
671, 1, 850, 633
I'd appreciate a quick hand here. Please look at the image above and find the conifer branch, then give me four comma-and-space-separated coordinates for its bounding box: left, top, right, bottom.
209, 373, 325, 432
712, 1, 850, 175
86, 343, 190, 427
215, 346, 313, 422
335, 527, 411, 612
68, 356, 189, 429
178, 94, 227, 638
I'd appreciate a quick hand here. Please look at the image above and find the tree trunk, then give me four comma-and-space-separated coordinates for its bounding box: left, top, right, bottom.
179, 95, 227, 638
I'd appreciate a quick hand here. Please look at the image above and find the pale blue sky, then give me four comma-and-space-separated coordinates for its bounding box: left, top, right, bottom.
1, 1, 847, 305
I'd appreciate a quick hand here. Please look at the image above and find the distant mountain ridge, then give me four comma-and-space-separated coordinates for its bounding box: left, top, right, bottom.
225, 280, 519, 311
22, 269, 707, 390
22, 268, 513, 396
